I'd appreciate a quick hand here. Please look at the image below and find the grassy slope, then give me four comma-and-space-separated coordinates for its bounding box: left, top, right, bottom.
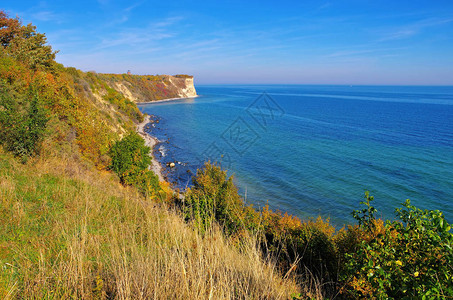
0, 52, 300, 298
0, 147, 299, 299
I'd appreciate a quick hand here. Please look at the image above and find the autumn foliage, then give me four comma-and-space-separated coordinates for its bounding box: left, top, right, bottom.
2, 9, 452, 299
98, 73, 192, 101
0, 10, 146, 169
0, 11, 56, 69
184, 162, 338, 293
184, 162, 453, 298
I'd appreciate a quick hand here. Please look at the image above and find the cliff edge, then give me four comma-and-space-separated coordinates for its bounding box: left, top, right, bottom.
96, 73, 197, 103
170, 75, 197, 98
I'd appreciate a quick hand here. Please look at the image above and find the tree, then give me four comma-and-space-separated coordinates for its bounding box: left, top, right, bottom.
109, 132, 151, 183
0, 10, 57, 69
0, 10, 21, 47
0, 85, 48, 160
109, 132, 160, 196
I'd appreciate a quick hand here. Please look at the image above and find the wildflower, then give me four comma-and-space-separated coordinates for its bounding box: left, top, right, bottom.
396, 260, 403, 266
414, 271, 419, 277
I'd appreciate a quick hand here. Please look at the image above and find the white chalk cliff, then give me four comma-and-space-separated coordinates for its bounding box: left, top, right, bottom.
106, 74, 198, 103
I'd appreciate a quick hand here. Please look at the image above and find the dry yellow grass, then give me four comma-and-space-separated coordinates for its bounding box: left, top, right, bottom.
0, 150, 300, 299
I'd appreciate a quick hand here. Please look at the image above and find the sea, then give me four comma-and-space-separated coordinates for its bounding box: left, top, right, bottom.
138, 85, 453, 226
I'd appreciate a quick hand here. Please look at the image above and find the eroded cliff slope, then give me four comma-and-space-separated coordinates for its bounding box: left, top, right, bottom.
96, 73, 197, 102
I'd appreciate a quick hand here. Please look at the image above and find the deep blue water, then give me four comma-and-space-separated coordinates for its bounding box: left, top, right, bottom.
138, 85, 453, 226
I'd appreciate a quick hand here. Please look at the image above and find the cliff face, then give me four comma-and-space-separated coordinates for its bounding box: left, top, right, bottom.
169, 75, 197, 98
97, 74, 197, 103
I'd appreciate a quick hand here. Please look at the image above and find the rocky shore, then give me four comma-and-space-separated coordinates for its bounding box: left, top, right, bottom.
137, 115, 165, 182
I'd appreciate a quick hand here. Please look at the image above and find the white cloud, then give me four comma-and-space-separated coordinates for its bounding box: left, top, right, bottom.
378, 17, 453, 41
326, 49, 376, 58
93, 16, 183, 51
32, 10, 57, 21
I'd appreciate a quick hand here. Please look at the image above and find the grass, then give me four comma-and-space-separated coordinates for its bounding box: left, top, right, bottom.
0, 149, 300, 299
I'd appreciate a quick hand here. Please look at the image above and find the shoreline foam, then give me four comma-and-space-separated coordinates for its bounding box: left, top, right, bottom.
136, 95, 199, 105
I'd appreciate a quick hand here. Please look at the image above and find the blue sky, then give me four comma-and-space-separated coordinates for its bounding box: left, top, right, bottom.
3, 0, 453, 84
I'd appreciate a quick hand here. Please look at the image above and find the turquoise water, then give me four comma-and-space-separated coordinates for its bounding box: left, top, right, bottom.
138, 85, 453, 226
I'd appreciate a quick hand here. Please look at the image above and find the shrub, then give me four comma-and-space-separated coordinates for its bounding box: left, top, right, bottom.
109, 132, 160, 196
341, 192, 453, 298
0, 86, 48, 160
185, 162, 338, 293
103, 86, 143, 123
260, 206, 338, 289
184, 162, 247, 235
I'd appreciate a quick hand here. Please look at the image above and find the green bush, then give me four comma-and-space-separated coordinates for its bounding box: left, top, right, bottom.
109, 132, 160, 196
184, 162, 338, 293
0, 86, 48, 160
341, 192, 453, 298
184, 162, 247, 235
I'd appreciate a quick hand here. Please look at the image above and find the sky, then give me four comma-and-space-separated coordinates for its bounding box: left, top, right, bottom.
3, 0, 453, 85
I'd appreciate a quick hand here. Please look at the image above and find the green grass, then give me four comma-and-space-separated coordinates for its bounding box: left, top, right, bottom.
0, 150, 300, 299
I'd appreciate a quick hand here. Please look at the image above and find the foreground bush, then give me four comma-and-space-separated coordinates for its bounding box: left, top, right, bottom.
339, 192, 453, 298
185, 163, 453, 298
184, 163, 249, 235
0, 86, 48, 160
109, 132, 160, 196
185, 162, 338, 297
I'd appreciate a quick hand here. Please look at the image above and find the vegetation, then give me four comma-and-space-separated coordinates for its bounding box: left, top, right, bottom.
0, 11, 56, 70
184, 163, 453, 299
339, 193, 453, 298
109, 132, 160, 196
175, 74, 194, 79
1, 10, 452, 299
0, 150, 298, 299
97, 73, 193, 101
0, 10, 299, 299
184, 163, 250, 235
0, 87, 48, 161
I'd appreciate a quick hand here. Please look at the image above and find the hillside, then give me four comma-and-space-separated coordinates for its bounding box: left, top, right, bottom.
1, 10, 452, 300
94, 73, 198, 102
0, 11, 298, 299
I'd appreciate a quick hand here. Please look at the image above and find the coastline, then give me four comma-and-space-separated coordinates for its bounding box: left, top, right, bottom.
136, 95, 199, 105
137, 115, 165, 182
